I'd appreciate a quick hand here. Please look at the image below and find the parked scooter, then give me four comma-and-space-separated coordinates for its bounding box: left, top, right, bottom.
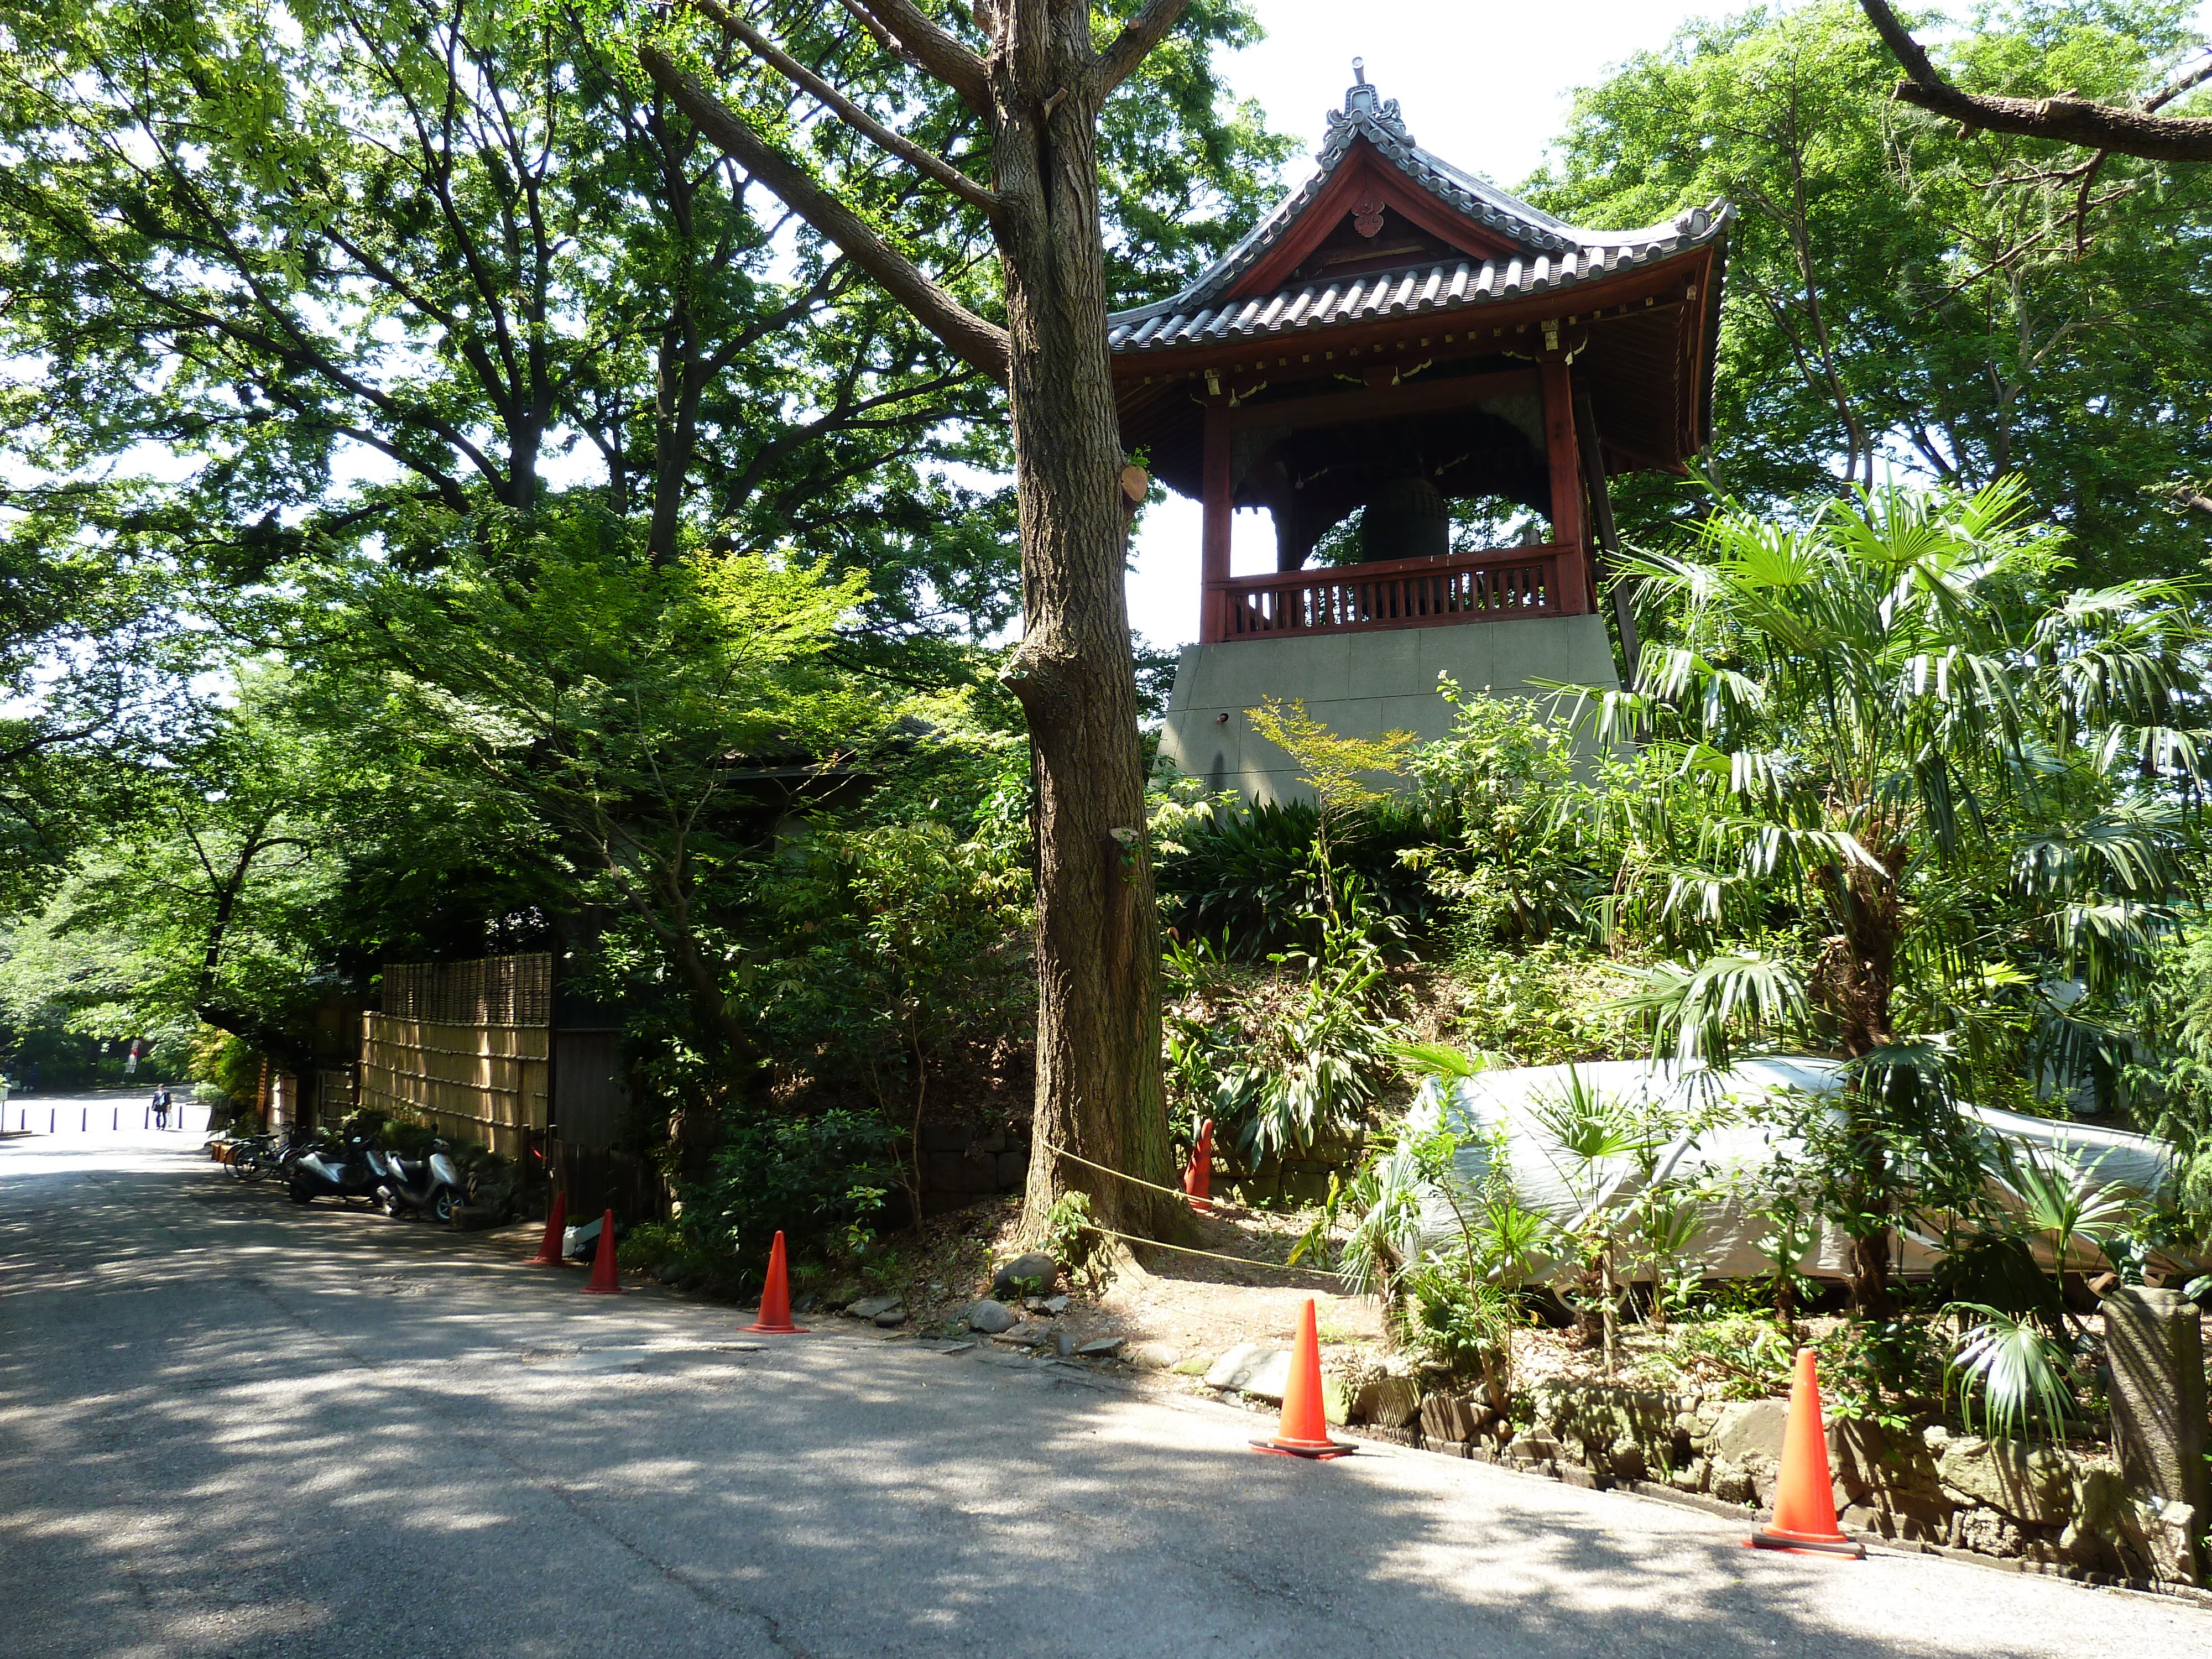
286, 1137, 383, 1206
377, 1140, 467, 1224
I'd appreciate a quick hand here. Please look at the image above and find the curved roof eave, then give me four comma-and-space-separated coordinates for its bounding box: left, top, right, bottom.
1110, 75, 1732, 338
1107, 228, 1728, 356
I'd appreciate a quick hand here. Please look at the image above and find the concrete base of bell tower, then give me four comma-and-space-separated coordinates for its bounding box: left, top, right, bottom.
1157, 614, 1621, 806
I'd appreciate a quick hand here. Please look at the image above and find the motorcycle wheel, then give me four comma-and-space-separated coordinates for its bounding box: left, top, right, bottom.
432, 1188, 457, 1226
379, 1188, 403, 1217
286, 1175, 314, 1206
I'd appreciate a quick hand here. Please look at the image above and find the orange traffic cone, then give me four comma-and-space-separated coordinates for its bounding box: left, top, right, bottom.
1251, 1298, 1353, 1459
580, 1208, 623, 1296
1183, 1118, 1215, 1214
530, 1190, 567, 1266
1747, 1347, 1863, 1557
744, 1230, 808, 1334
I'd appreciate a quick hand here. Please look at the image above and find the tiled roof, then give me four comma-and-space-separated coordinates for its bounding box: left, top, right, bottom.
1108, 69, 1729, 356
1106, 240, 1725, 355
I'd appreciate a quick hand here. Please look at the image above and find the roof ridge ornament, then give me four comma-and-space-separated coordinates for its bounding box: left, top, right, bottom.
1324, 57, 1413, 154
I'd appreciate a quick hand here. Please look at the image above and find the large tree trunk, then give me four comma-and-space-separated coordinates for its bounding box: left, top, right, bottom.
993, 55, 1179, 1241
636, 0, 1188, 1243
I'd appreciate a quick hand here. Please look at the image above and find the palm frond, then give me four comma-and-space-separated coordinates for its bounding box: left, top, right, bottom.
1945, 1303, 2077, 1444
1389, 1041, 1504, 1082
1608, 953, 1811, 1066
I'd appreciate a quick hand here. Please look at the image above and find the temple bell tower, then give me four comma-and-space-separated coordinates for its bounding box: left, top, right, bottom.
1110, 65, 1731, 802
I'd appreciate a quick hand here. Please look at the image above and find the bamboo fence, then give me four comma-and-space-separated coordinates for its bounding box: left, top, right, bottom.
359, 953, 551, 1158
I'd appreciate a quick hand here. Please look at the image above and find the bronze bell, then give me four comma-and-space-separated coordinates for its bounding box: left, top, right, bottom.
1359, 474, 1449, 562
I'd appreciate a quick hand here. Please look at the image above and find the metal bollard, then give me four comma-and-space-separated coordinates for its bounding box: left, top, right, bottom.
50, 1109, 56, 1133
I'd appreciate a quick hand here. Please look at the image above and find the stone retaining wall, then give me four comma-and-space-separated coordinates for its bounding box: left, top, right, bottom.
1397, 1376, 2200, 1585
913, 1121, 1029, 1216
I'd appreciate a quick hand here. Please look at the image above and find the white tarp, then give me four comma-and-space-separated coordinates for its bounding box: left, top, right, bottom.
1408, 1056, 2182, 1283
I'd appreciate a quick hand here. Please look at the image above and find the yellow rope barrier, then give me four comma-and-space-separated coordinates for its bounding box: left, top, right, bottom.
1037, 1139, 1344, 1284
1038, 1139, 1197, 1203
1086, 1223, 1345, 1282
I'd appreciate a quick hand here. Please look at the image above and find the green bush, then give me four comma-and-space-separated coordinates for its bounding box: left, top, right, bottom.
676, 1107, 896, 1270
1407, 1264, 1524, 1403
1438, 941, 1644, 1066
1166, 891, 1407, 1165
378, 1117, 441, 1158
617, 1220, 685, 1274
1406, 684, 1616, 948
1155, 797, 1442, 960
336, 1106, 390, 1142
1656, 1313, 1799, 1400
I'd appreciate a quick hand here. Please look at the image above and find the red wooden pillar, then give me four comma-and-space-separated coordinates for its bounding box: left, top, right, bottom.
1201, 399, 1233, 642
1539, 354, 1592, 615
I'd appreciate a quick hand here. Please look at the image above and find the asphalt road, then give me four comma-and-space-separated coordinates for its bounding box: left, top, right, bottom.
5, 1129, 2211, 1659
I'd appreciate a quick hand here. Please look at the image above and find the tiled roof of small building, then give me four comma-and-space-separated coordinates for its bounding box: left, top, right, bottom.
1107, 69, 1729, 356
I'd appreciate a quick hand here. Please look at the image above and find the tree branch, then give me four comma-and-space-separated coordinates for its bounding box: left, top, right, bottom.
2146, 51, 2212, 113
1098, 0, 1192, 94
687, 0, 1000, 212
1857, 0, 2212, 161
639, 44, 1010, 385
836, 0, 990, 112
2156, 482, 2212, 519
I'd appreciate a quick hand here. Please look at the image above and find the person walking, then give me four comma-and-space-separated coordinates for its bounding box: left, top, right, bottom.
151, 1084, 170, 1130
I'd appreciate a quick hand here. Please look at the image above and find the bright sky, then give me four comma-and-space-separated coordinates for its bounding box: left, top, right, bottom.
1123, 0, 1737, 649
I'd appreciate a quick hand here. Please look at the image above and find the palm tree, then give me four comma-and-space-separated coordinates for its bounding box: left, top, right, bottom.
1578, 477, 2207, 1314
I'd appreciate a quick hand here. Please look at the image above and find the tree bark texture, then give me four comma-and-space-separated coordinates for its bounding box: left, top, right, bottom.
989, 22, 1179, 1241
1858, 0, 2212, 162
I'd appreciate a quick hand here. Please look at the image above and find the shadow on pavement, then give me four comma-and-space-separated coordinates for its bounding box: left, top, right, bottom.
2, 1147, 2205, 1659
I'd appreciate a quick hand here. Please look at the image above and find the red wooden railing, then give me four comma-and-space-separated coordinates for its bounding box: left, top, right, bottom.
1203, 545, 1579, 643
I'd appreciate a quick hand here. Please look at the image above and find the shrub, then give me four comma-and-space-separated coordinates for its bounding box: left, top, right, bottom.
1408, 1265, 1524, 1397
1041, 1191, 1115, 1295
1405, 682, 1615, 947
676, 1107, 896, 1269
1170, 893, 1407, 1165
1437, 941, 1645, 1066
617, 1220, 685, 1273
1656, 1313, 1799, 1400
1944, 1306, 2081, 1443
1155, 797, 1445, 959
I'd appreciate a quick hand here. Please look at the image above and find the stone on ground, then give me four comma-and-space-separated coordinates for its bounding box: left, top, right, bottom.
1238, 1349, 1295, 1402
847, 1293, 901, 1321
1708, 1399, 1787, 1465
964, 1299, 1015, 1334
1203, 1343, 1264, 1390
990, 1253, 1058, 1299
